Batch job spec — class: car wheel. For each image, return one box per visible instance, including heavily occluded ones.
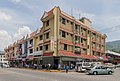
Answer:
[93,71,97,75]
[108,71,112,75]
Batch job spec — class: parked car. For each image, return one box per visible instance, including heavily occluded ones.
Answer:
[88,65,114,75]
[104,63,116,69]
[3,63,10,68]
[75,62,91,72]
[115,64,120,68]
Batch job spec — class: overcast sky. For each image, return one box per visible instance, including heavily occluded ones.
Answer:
[0,0,120,50]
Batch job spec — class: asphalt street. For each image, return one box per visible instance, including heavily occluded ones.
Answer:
[0,68,120,81]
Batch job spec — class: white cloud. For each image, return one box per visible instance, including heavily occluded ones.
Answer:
[13,26,32,41]
[0,10,12,21]
[81,12,96,21]
[10,0,22,3]
[101,15,120,27]
[0,30,12,51]
[0,26,32,51]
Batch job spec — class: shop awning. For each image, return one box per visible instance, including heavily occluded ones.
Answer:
[61,57,76,61]
[59,50,98,60]
[59,50,80,57]
[80,54,98,60]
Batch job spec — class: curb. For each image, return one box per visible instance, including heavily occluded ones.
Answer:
[14,68,63,72]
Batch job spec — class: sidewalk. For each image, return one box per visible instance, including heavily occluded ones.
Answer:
[14,67,75,72]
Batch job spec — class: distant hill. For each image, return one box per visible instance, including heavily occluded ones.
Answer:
[106,40,120,53]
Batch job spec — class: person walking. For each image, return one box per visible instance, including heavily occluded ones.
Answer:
[65,64,69,73]
[58,63,61,70]
[47,63,51,70]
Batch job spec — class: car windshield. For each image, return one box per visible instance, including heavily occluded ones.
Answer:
[90,64,95,68]
[83,63,90,66]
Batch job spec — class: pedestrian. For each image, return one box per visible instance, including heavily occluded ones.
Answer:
[34,63,37,69]
[58,63,61,70]
[65,64,69,73]
[47,63,51,70]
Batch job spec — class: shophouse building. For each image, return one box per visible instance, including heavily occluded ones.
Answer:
[4,6,107,68]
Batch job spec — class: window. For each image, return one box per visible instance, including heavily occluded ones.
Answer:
[67,20,69,23]
[88,45,89,49]
[71,34,73,37]
[75,36,78,41]
[30,39,33,45]
[46,20,49,27]
[30,49,33,53]
[101,66,106,69]
[46,32,49,39]
[20,44,22,48]
[95,66,101,69]
[93,51,95,55]
[88,31,90,34]
[64,44,67,50]
[40,35,43,40]
[36,37,38,39]
[71,22,73,25]
[75,24,78,30]
[81,38,83,43]
[36,47,38,51]
[40,46,43,50]
[81,28,83,32]
[97,35,98,38]
[67,33,69,35]
[59,31,61,35]
[62,31,66,38]
[62,18,66,25]
[13,54,14,57]
[45,45,48,51]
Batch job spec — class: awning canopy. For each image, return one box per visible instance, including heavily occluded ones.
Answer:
[59,50,98,60]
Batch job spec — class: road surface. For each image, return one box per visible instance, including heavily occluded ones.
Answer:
[0,68,120,81]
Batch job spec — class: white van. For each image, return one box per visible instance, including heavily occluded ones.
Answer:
[75,62,91,72]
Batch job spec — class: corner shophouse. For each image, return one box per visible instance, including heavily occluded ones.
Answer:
[31,6,106,66]
[5,6,107,68]
[39,6,107,66]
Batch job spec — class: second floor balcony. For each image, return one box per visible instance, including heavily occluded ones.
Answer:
[34,51,43,56]
[74,48,81,54]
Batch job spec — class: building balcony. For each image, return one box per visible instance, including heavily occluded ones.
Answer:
[75,33,81,36]
[60,39,73,45]
[28,44,33,49]
[81,44,87,48]
[92,38,96,42]
[74,48,81,54]
[75,43,81,47]
[17,49,22,54]
[92,48,96,51]
[37,40,43,45]
[96,48,101,52]
[60,26,73,34]
[81,34,87,39]
[34,51,43,56]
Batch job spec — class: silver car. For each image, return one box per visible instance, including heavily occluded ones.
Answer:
[88,65,114,75]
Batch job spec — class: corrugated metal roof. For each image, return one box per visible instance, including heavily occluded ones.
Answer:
[106,50,120,56]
